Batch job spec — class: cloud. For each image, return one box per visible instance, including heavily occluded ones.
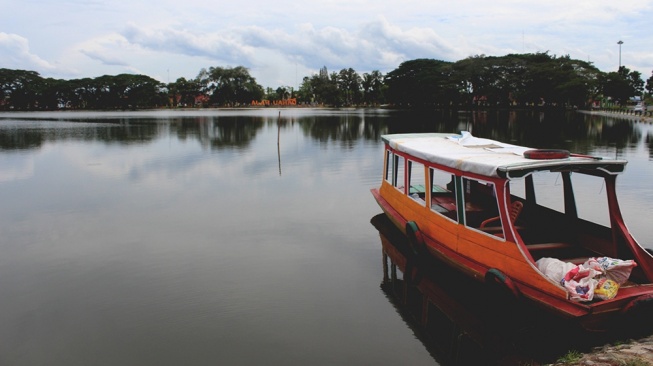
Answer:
[0,33,56,71]
[3,0,652,87]
[77,34,131,67]
[358,17,455,64]
[117,16,459,77]
[121,23,257,65]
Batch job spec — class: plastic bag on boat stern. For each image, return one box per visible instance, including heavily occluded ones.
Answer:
[583,257,637,285]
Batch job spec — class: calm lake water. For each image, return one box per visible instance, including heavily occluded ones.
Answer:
[1,108,652,365]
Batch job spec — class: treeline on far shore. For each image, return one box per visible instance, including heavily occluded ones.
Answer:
[1,52,652,111]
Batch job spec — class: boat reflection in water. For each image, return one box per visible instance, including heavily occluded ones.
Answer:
[371,213,633,365]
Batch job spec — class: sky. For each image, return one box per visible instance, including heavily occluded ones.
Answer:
[2,0,652,89]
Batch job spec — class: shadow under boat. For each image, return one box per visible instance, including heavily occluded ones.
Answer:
[371,213,647,366]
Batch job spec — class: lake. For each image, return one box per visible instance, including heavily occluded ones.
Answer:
[0,108,652,365]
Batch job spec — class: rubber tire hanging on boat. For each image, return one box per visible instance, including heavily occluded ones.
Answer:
[405,221,425,255]
[523,149,570,160]
[484,268,520,300]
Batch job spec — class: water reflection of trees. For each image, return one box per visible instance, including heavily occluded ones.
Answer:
[0,123,161,151]
[461,110,640,155]
[298,115,385,146]
[0,111,647,157]
[171,117,264,149]
[0,129,44,150]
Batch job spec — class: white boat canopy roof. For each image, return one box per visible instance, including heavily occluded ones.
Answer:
[382,132,627,179]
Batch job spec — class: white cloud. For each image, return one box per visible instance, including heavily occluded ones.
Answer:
[77,34,132,67]
[112,21,414,82]
[0,33,56,71]
[121,24,257,63]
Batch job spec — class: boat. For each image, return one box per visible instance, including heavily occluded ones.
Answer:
[370,131,653,331]
[371,213,592,364]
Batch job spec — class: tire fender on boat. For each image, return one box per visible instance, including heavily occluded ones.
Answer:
[523,149,570,160]
[405,221,425,255]
[403,221,424,284]
[484,268,520,299]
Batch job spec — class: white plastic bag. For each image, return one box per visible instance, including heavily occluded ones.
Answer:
[583,257,637,285]
[536,257,576,283]
[561,265,602,302]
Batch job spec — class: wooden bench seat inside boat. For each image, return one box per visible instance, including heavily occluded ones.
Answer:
[527,242,573,259]
[409,185,450,194]
[526,242,597,263]
[527,242,573,251]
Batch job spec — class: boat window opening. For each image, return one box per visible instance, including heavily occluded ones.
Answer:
[408,160,426,206]
[571,173,610,227]
[391,153,405,193]
[510,171,603,247]
[428,167,457,221]
[510,179,526,200]
[462,177,503,236]
[513,172,565,213]
[384,149,392,183]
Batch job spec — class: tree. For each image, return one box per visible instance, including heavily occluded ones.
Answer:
[123,74,167,108]
[303,66,339,106]
[337,68,362,106]
[274,86,292,101]
[600,66,644,106]
[646,71,653,96]
[384,59,456,107]
[169,77,201,107]
[0,69,44,110]
[37,77,66,109]
[0,53,629,111]
[202,66,264,106]
[361,70,384,105]
[296,76,314,104]
[626,69,644,96]
[555,57,601,108]
[448,53,600,108]
[516,53,600,108]
[81,74,165,109]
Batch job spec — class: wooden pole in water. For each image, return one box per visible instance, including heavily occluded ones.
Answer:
[277,111,281,176]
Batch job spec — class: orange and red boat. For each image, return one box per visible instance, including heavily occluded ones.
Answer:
[371,132,653,331]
